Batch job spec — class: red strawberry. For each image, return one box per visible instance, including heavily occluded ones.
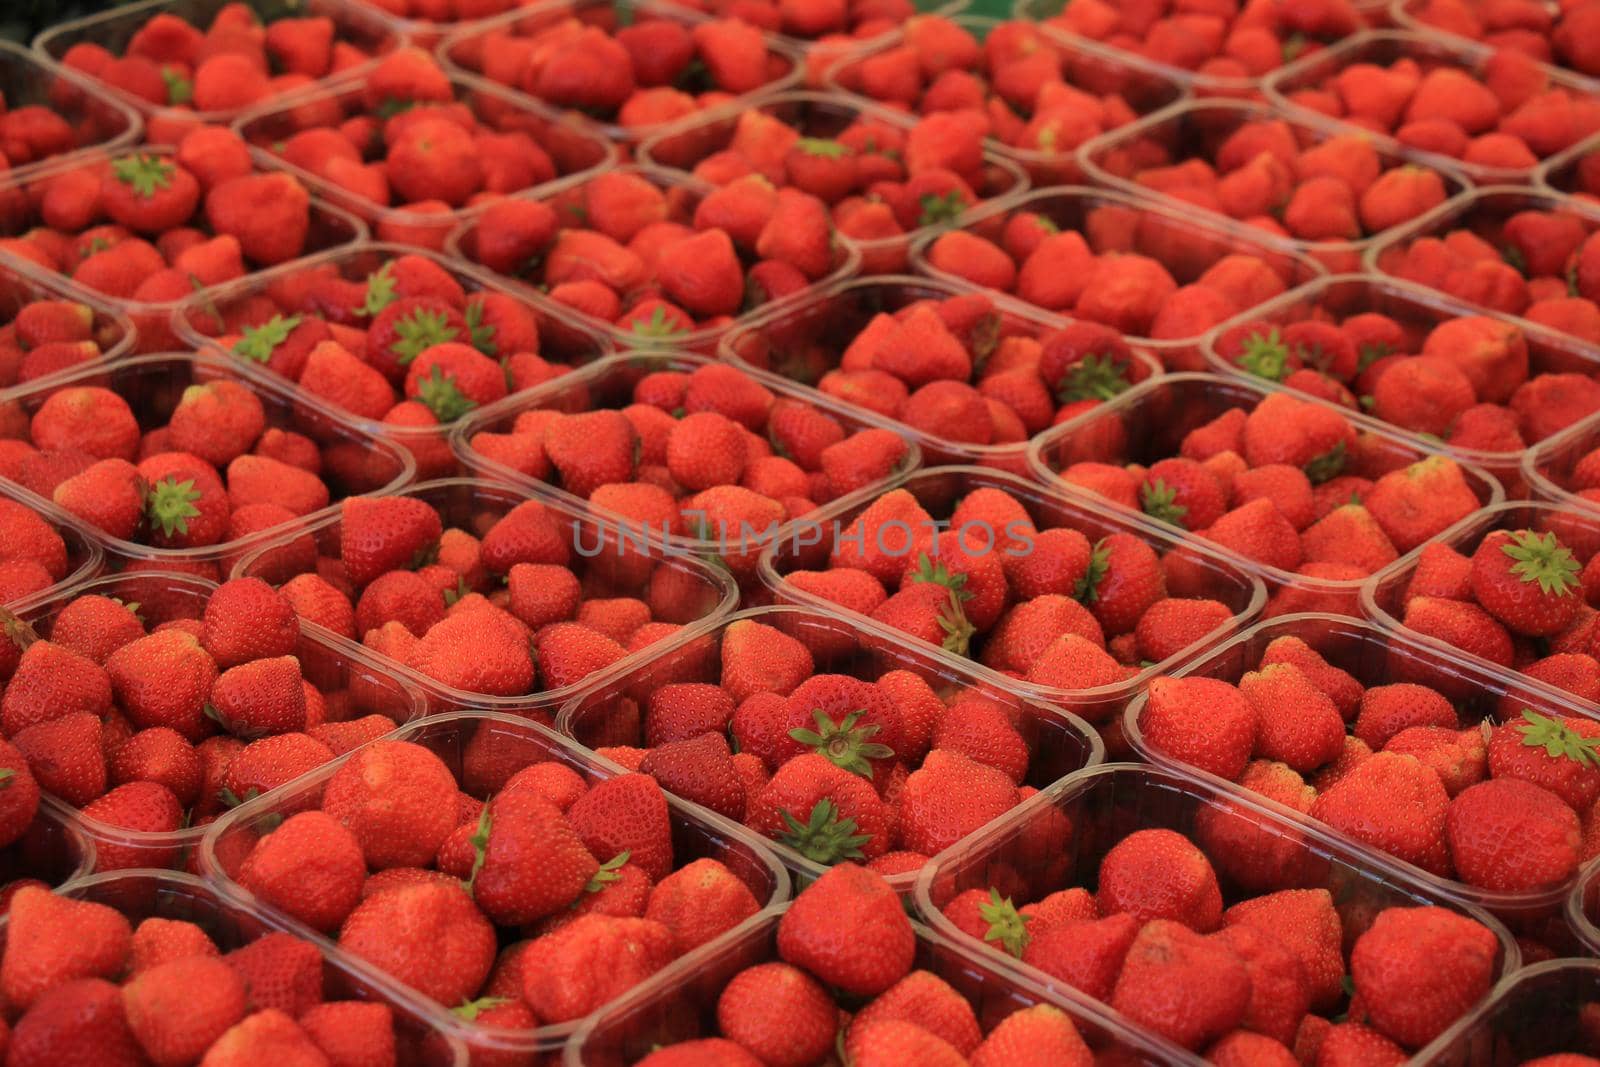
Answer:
[337,881,496,1007]
[1469,528,1583,637]
[1110,920,1250,1051]
[777,862,913,996]
[340,496,443,587]
[1446,777,1580,892]
[1349,907,1497,1049]
[1140,677,1256,781]
[237,810,365,934]
[8,979,146,1067]
[1311,752,1450,876]
[122,955,248,1067]
[1098,828,1222,931]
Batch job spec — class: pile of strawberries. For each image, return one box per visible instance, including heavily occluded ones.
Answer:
[1401,0,1600,75]
[209,731,778,1041]
[0,276,129,388]
[457,356,914,579]
[0,495,90,606]
[242,486,728,702]
[0,45,138,178]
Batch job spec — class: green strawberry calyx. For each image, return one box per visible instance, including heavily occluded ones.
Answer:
[465,300,498,356]
[907,552,974,603]
[1074,539,1111,604]
[161,67,193,107]
[918,190,968,228]
[113,154,176,199]
[631,305,688,341]
[796,137,848,159]
[779,798,872,864]
[0,768,14,788]
[1236,327,1290,382]
[1056,353,1129,403]
[362,263,398,316]
[585,850,631,893]
[0,609,39,653]
[790,708,894,779]
[1303,441,1346,485]
[233,313,301,364]
[1516,709,1600,767]
[1140,478,1188,529]
[1502,530,1580,597]
[464,805,492,894]
[391,308,460,366]
[936,588,976,658]
[453,997,511,1022]
[415,364,478,424]
[1356,340,1393,372]
[980,887,1032,958]
[146,476,202,537]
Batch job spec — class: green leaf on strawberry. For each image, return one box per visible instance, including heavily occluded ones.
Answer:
[393,308,461,365]
[1074,540,1111,604]
[415,365,478,424]
[453,996,511,1021]
[1356,341,1393,372]
[779,799,872,865]
[233,313,301,364]
[374,97,417,120]
[112,154,176,199]
[0,768,14,788]
[936,589,976,657]
[1303,441,1347,484]
[1140,478,1188,528]
[907,552,973,602]
[585,850,631,893]
[978,888,1032,958]
[631,305,688,342]
[463,805,492,894]
[917,190,968,228]
[796,138,848,158]
[1281,32,1308,62]
[1501,530,1580,596]
[1501,244,1528,277]
[362,263,398,317]
[465,301,498,356]
[145,476,202,537]
[1237,327,1290,382]
[789,708,894,779]
[1516,709,1600,767]
[1056,353,1130,403]
[161,67,193,107]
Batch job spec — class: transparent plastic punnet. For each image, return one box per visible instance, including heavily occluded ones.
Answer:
[0,479,102,610]
[172,242,614,481]
[1411,959,1600,1064]
[0,351,413,576]
[719,274,1162,474]
[232,66,616,251]
[1568,857,1600,954]
[916,761,1520,1056]
[1124,612,1600,939]
[449,350,921,588]
[33,0,406,145]
[634,90,1029,276]
[0,796,96,893]
[563,905,1190,1066]
[757,465,1267,728]
[1264,30,1600,186]
[2,570,426,871]
[1027,372,1505,616]
[438,0,805,146]
[1200,273,1600,493]
[1077,96,1473,274]
[0,40,141,182]
[0,868,467,1066]
[447,163,862,355]
[909,186,1326,371]
[1536,128,1600,196]
[1524,410,1600,517]
[823,15,1187,187]
[231,477,739,713]
[0,254,138,377]
[200,709,791,1063]
[1364,185,1600,357]
[556,604,1105,889]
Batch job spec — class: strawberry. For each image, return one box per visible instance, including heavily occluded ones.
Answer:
[897,750,1019,856]
[322,740,458,870]
[339,496,443,587]
[644,857,761,953]
[777,862,913,996]
[122,955,248,1067]
[1241,662,1346,772]
[105,630,217,741]
[521,914,676,1023]
[1469,528,1583,637]
[338,881,496,1007]
[1349,907,1497,1049]
[1311,752,1450,876]
[201,577,299,669]
[717,961,836,1067]
[1110,920,1250,1050]
[970,1005,1092,1067]
[81,781,184,870]
[8,979,146,1067]
[1446,777,1580,892]
[470,789,598,926]
[1097,828,1222,931]
[1140,676,1256,781]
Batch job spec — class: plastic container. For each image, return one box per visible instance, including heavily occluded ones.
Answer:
[1389,0,1596,70]
[823,15,1187,187]
[449,350,921,588]
[916,762,1521,1053]
[1028,372,1506,616]
[757,464,1267,730]
[0,868,467,1067]
[1412,959,1600,1064]
[0,351,414,576]
[0,40,141,182]
[1366,185,1600,356]
[910,186,1326,371]
[1568,858,1600,954]
[0,253,138,375]
[233,66,616,251]
[437,0,805,148]
[719,274,1161,474]
[563,904,1191,1066]
[1124,612,1600,942]
[1536,128,1600,195]
[230,476,740,713]
[0,479,103,610]
[1200,273,1600,493]
[2,570,426,872]
[1524,410,1600,515]
[172,241,614,481]
[634,90,1029,275]
[34,0,405,145]
[0,144,367,353]
[1364,500,1600,697]
[446,163,863,354]
[1265,30,1600,186]
[1077,96,1474,274]
[557,604,1105,888]
[0,796,96,893]
[201,709,791,1063]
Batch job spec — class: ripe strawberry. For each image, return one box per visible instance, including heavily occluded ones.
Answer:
[221,933,323,1017]
[81,781,184,870]
[201,577,299,669]
[971,1004,1093,1067]
[521,914,676,1023]
[1349,907,1497,1048]
[1446,777,1580,892]
[12,712,106,807]
[1110,920,1250,1051]
[566,773,673,883]
[777,862,913,996]
[1469,528,1583,637]
[298,1001,397,1067]
[1402,596,1514,671]
[1140,677,1256,781]
[1078,533,1166,637]
[1,887,132,1010]
[1097,828,1222,931]
[1311,752,1450,876]
[339,496,443,587]
[8,979,146,1067]
[1135,598,1233,664]
[640,733,746,822]
[1,639,113,736]
[1241,662,1345,772]
[720,619,813,705]
[122,955,248,1067]
[644,857,761,953]
[1488,710,1600,811]
[716,962,836,1067]
[106,630,217,741]
[897,750,1019,857]
[338,881,496,1007]
[237,810,365,934]
[322,740,457,870]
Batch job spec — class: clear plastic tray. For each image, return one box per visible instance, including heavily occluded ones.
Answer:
[917,761,1521,1051]
[0,868,467,1066]
[1200,273,1600,493]
[1568,859,1600,954]
[0,351,414,575]
[556,603,1104,888]
[232,65,616,250]
[1077,96,1474,274]
[1124,611,1600,939]
[757,464,1267,730]
[0,253,137,379]
[3,570,427,872]
[0,39,141,181]
[1524,410,1600,516]
[1388,0,1595,75]
[823,15,1187,187]
[172,241,614,481]
[1028,371,1505,616]
[634,90,1029,275]
[563,904,1192,1066]
[437,0,805,146]
[449,350,921,588]
[446,163,863,354]
[1413,959,1600,1064]
[720,274,1161,473]
[1535,128,1600,196]
[909,185,1326,371]
[0,796,96,894]
[230,476,740,713]
[1264,29,1600,186]
[201,708,790,1063]
[0,478,103,610]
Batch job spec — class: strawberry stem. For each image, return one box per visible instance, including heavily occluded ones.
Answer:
[1501,530,1581,596]
[1140,478,1188,528]
[979,887,1032,958]
[789,709,894,778]
[778,798,872,864]
[145,477,202,537]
